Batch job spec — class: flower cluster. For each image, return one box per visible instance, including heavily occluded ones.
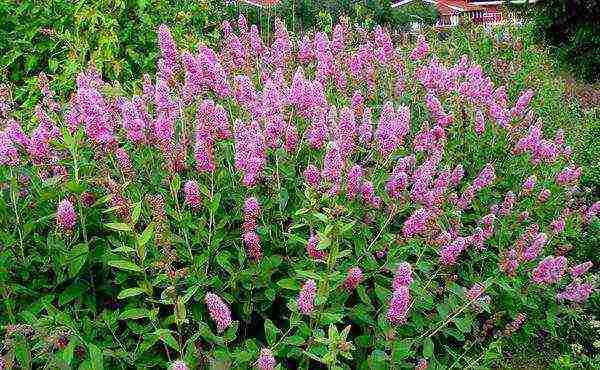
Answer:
[242,197,262,261]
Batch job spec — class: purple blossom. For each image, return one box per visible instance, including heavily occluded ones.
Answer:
[234,120,266,187]
[346,165,364,200]
[57,199,77,231]
[570,261,593,278]
[392,262,413,290]
[450,164,464,186]
[531,256,567,284]
[115,147,133,174]
[466,283,485,301]
[205,292,232,332]
[303,165,320,188]
[537,188,551,203]
[298,279,317,315]
[358,107,373,143]
[183,180,201,209]
[257,348,276,370]
[387,286,410,324]
[243,231,262,261]
[170,360,188,370]
[0,130,19,166]
[557,281,593,303]
[439,237,467,265]
[403,208,435,239]
[344,267,364,291]
[306,234,327,261]
[158,24,178,73]
[376,102,410,159]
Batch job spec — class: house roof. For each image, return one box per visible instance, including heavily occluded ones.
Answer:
[392,0,499,15]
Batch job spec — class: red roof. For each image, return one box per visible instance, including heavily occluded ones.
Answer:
[436,0,499,15]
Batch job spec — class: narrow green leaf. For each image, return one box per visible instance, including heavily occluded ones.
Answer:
[105,223,132,232]
[108,260,143,273]
[138,222,155,247]
[423,338,434,359]
[119,308,149,320]
[264,319,279,346]
[155,329,180,351]
[131,201,142,225]
[117,288,145,300]
[277,278,300,290]
[88,344,103,370]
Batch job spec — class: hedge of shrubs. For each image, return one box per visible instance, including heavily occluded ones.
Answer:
[0,12,599,370]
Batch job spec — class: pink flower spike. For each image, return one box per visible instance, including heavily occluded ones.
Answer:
[386,286,410,324]
[183,180,201,209]
[57,199,77,231]
[297,279,317,315]
[392,262,413,290]
[570,261,593,278]
[205,292,232,333]
[344,267,364,291]
[257,348,276,370]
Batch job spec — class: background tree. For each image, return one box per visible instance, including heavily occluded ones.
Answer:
[528,0,600,82]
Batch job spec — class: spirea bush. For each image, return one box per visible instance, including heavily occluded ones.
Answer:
[0,16,598,369]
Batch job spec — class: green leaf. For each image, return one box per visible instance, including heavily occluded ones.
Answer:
[264,319,279,346]
[117,288,145,300]
[182,285,200,303]
[14,335,31,370]
[138,334,159,354]
[105,223,132,232]
[138,222,155,247]
[61,338,76,366]
[392,339,412,362]
[131,202,142,225]
[286,335,305,346]
[67,243,89,278]
[156,329,180,351]
[374,284,390,304]
[423,338,434,359]
[59,284,88,306]
[216,250,234,273]
[119,308,149,320]
[197,321,224,345]
[108,260,143,273]
[277,278,300,290]
[88,344,103,370]
[171,175,181,194]
[453,315,474,333]
[223,320,239,342]
[211,192,221,213]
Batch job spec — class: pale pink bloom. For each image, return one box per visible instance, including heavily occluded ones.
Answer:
[387,286,410,324]
[392,262,413,290]
[570,261,593,278]
[57,199,77,231]
[306,234,327,261]
[298,279,317,315]
[183,180,201,209]
[303,165,320,188]
[466,283,485,301]
[531,256,567,284]
[344,267,364,291]
[557,281,593,303]
[205,292,232,333]
[257,348,276,370]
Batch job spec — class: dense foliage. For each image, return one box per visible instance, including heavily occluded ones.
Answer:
[0,0,439,110]
[0,13,599,370]
[527,0,600,82]
[0,0,228,106]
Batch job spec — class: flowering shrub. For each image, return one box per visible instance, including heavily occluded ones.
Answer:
[0,15,598,369]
